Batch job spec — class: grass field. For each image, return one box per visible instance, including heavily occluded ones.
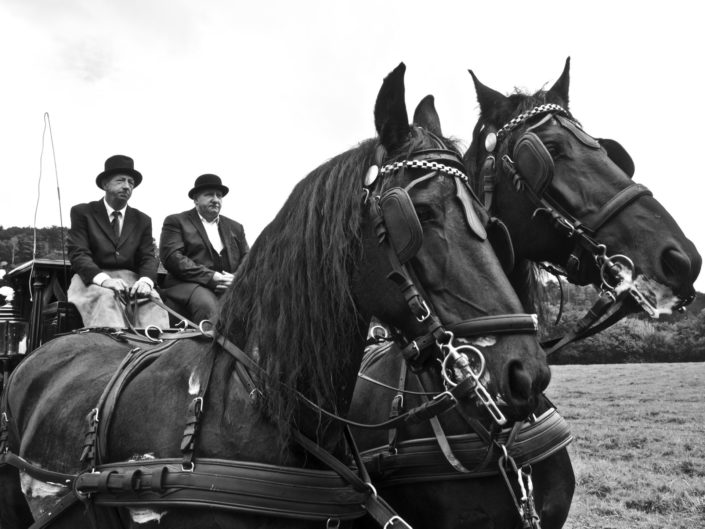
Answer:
[545,363,705,529]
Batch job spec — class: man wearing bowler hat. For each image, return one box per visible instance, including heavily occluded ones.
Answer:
[159,174,249,322]
[66,154,169,328]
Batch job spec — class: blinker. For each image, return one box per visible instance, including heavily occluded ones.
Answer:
[513,132,554,196]
[379,188,423,264]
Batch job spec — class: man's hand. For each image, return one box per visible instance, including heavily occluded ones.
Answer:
[213,271,234,293]
[101,278,128,293]
[129,278,153,298]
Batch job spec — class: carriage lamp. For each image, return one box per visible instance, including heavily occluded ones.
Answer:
[0,291,28,356]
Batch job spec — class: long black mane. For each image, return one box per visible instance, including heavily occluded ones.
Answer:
[216,139,377,431]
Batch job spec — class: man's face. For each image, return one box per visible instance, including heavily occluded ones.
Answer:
[102,174,135,205]
[194,189,223,221]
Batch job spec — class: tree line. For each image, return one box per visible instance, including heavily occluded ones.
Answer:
[539,279,705,364]
[0,226,68,265]
[1,226,703,364]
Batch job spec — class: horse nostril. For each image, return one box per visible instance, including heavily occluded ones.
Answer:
[660,247,692,283]
[507,361,532,402]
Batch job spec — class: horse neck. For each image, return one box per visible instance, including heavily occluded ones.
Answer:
[230,308,369,457]
[283,325,369,458]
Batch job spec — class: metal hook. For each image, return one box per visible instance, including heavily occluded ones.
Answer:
[198,319,214,335]
[144,324,163,343]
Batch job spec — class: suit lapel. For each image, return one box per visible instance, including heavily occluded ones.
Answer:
[118,206,137,248]
[218,220,236,271]
[92,200,117,244]
[188,208,215,259]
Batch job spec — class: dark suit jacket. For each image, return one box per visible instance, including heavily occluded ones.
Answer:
[159,208,249,299]
[67,200,159,286]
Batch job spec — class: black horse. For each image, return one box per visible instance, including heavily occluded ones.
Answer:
[0,63,550,529]
[465,57,701,313]
[349,59,701,529]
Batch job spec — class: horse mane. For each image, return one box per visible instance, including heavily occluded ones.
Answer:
[215,138,377,436]
[507,258,546,320]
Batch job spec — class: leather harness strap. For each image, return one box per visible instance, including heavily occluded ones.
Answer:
[73,457,371,522]
[387,359,408,454]
[414,373,472,474]
[541,289,632,355]
[360,407,572,486]
[82,339,184,470]
[1,328,412,528]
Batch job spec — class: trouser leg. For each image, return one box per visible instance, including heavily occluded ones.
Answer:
[187,286,219,323]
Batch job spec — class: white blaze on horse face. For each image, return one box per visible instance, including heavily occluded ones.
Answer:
[129,508,166,524]
[188,370,201,396]
[468,336,497,347]
[19,472,67,498]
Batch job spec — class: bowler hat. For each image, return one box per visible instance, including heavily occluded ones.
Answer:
[95,155,143,188]
[188,174,229,199]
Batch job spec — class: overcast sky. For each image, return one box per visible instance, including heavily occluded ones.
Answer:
[1,0,703,290]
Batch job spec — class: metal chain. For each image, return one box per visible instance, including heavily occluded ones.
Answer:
[379,159,468,182]
[496,104,570,141]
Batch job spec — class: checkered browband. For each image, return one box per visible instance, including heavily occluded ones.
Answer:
[379,159,468,183]
[496,104,571,142]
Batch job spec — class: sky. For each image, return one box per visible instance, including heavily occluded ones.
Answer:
[1,0,704,291]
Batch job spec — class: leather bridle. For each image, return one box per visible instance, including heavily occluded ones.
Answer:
[477,104,693,353]
[365,141,539,425]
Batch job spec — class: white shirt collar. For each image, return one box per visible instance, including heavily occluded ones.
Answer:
[198,213,219,225]
[104,198,127,218]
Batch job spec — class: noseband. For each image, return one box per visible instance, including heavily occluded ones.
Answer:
[364,143,539,425]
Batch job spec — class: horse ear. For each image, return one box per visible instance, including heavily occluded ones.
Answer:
[469,70,508,121]
[412,95,443,136]
[548,57,571,106]
[375,62,410,151]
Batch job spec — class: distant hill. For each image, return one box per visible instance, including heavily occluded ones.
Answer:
[0,226,68,266]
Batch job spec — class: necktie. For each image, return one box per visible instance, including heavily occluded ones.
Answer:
[111,211,121,238]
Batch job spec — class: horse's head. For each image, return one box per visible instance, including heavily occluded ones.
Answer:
[465,58,701,316]
[353,63,549,421]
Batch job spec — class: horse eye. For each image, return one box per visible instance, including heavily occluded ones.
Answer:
[415,205,435,223]
[544,142,561,159]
